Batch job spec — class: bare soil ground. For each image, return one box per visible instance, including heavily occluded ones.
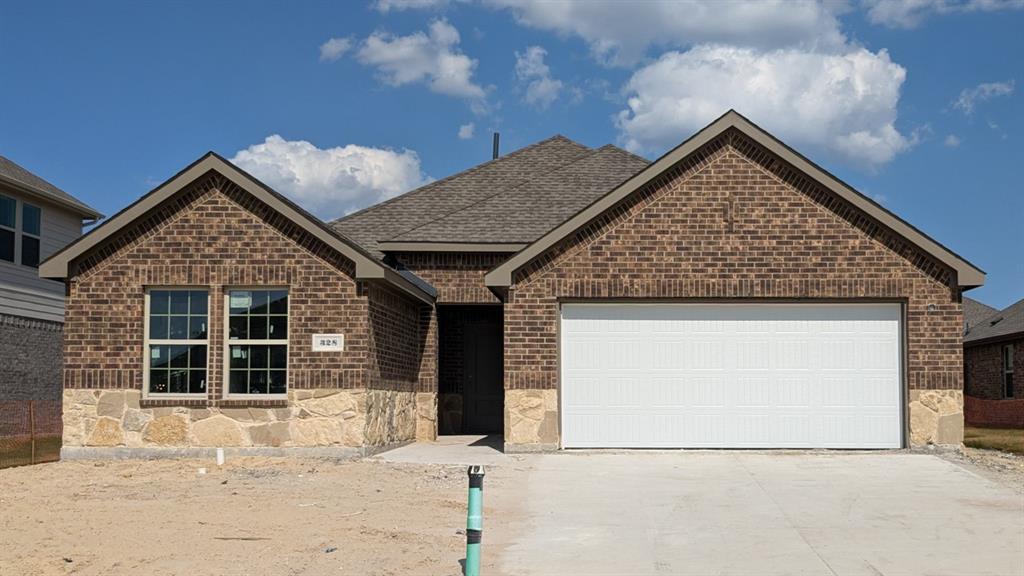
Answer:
[0,457,493,576]
[940,445,1024,495]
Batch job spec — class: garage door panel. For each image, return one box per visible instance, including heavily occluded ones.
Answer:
[561,304,902,449]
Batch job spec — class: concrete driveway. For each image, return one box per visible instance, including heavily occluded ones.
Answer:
[489,452,1024,576]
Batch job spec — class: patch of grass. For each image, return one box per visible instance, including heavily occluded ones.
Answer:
[964,427,1024,455]
[0,435,61,469]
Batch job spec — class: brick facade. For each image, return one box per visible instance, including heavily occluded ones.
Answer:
[60,172,434,451]
[965,337,1022,401]
[503,129,964,448]
[395,252,508,304]
[0,313,63,401]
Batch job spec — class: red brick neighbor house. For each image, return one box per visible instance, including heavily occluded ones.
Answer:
[41,111,985,456]
[963,297,1024,428]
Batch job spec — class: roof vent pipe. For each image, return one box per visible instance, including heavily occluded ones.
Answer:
[492,133,500,159]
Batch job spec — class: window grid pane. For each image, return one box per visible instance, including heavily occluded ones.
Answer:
[0,229,12,262]
[22,203,41,236]
[21,236,40,268]
[0,195,14,228]
[228,344,287,395]
[149,290,208,340]
[148,289,208,395]
[148,344,207,394]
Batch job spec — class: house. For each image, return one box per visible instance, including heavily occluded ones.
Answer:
[0,155,102,402]
[963,296,1023,428]
[40,111,984,456]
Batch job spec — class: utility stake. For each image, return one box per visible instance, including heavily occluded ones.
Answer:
[465,465,485,576]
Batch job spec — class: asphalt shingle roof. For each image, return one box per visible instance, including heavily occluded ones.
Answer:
[0,155,101,218]
[964,297,1000,333]
[390,145,650,243]
[964,297,1024,343]
[330,135,648,256]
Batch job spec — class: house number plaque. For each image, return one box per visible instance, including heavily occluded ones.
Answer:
[312,334,344,352]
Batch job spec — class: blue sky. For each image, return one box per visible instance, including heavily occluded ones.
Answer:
[1,0,1021,307]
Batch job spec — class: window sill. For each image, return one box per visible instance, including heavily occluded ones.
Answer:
[140,396,208,408]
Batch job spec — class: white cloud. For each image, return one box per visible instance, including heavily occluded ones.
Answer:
[944,134,962,147]
[356,19,486,101]
[484,0,847,66]
[953,80,1015,114]
[373,0,448,12]
[319,37,353,62]
[864,0,1024,29]
[231,135,430,219]
[458,122,475,139]
[514,46,564,109]
[615,45,913,169]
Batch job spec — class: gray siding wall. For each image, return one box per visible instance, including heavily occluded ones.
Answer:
[0,185,84,322]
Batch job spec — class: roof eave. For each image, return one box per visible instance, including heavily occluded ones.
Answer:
[964,331,1024,347]
[485,110,986,289]
[0,174,103,220]
[38,153,436,304]
[379,241,528,253]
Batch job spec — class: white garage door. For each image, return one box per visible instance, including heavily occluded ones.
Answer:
[560,304,902,449]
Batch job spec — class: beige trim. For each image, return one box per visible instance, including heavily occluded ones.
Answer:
[379,241,527,253]
[38,153,435,304]
[485,110,985,289]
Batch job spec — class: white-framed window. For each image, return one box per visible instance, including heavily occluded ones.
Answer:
[1004,344,1015,399]
[144,289,209,397]
[225,289,288,397]
[0,194,16,263]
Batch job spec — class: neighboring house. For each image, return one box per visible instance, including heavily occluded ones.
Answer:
[963,297,1023,428]
[0,156,101,401]
[41,111,984,456]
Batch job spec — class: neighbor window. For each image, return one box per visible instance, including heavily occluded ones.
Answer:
[0,194,14,262]
[146,289,209,395]
[226,289,288,395]
[1004,344,1015,398]
[21,203,41,268]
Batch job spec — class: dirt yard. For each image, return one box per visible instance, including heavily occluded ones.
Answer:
[0,457,503,576]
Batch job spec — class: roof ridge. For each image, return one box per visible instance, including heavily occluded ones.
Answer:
[597,144,651,165]
[329,134,588,228]
[387,144,629,242]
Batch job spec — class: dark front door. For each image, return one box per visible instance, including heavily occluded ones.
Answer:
[462,312,503,433]
[439,306,503,434]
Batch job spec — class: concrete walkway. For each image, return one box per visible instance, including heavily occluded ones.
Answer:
[372,435,509,466]
[490,451,1024,576]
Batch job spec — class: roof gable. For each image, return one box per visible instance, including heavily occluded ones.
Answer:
[39,153,435,303]
[485,110,985,289]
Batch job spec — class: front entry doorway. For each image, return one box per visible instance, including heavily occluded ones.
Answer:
[438,305,503,435]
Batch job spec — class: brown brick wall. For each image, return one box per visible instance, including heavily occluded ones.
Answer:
[965,337,1022,400]
[366,284,427,393]
[505,130,962,396]
[395,252,508,304]
[63,172,396,405]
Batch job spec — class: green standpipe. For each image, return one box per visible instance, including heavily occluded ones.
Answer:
[465,465,485,576]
